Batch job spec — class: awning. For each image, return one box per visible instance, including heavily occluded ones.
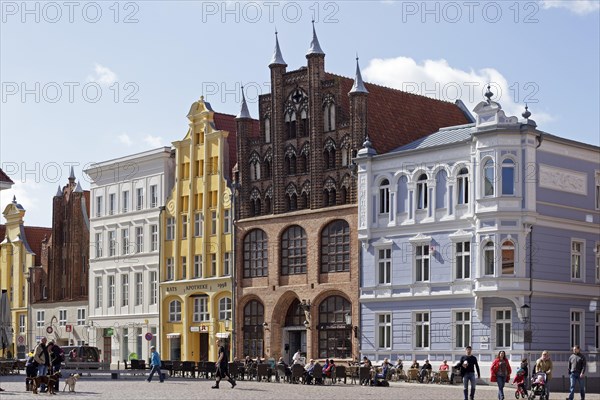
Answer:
[216,333,230,339]
[166,333,181,338]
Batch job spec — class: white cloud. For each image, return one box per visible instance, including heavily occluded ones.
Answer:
[118,133,133,146]
[0,181,42,219]
[540,0,600,15]
[143,135,163,148]
[362,56,552,124]
[87,63,118,86]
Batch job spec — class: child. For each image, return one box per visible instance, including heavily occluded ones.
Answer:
[512,368,527,396]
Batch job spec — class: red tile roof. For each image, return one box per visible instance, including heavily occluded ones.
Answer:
[0,168,14,184]
[332,74,471,154]
[0,224,51,266]
[213,112,259,181]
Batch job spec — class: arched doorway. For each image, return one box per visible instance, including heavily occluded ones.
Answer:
[282,299,306,364]
[318,295,352,359]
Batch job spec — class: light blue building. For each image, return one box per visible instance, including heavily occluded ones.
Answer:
[356,89,599,382]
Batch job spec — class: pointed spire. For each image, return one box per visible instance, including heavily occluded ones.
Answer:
[12,195,17,203]
[357,133,376,157]
[350,55,368,94]
[522,103,531,120]
[74,182,83,193]
[236,86,252,119]
[68,166,75,181]
[306,20,324,56]
[269,29,287,66]
[55,185,63,197]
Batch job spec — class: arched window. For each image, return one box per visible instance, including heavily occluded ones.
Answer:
[502,159,515,196]
[285,147,297,175]
[243,229,268,278]
[285,110,296,139]
[300,109,308,137]
[484,159,495,197]
[300,144,310,174]
[219,297,232,320]
[323,101,336,132]
[323,178,336,207]
[243,300,264,357]
[281,225,307,275]
[321,220,350,272]
[285,298,304,327]
[264,195,272,214]
[250,153,261,181]
[318,296,351,358]
[263,158,271,179]
[340,186,348,205]
[379,179,390,214]
[250,189,261,217]
[435,170,447,209]
[286,184,298,212]
[397,175,408,214]
[264,117,271,144]
[324,139,336,169]
[300,191,309,210]
[501,240,515,275]
[483,241,495,275]
[169,300,181,322]
[417,174,428,210]
[457,167,469,205]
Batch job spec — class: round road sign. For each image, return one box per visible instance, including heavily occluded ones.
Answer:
[145,332,153,341]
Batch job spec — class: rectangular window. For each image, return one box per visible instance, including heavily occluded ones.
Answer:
[19,314,26,333]
[166,218,175,240]
[211,211,217,235]
[596,243,600,283]
[150,184,158,208]
[211,254,217,277]
[595,312,600,350]
[95,196,103,217]
[457,174,469,205]
[194,212,203,237]
[77,309,86,325]
[166,258,174,281]
[149,271,157,305]
[36,311,45,327]
[377,314,392,349]
[95,277,102,308]
[181,215,188,239]
[223,252,231,276]
[484,242,495,275]
[122,190,129,213]
[135,272,143,306]
[456,242,471,279]
[495,309,511,348]
[121,274,129,307]
[181,256,187,280]
[108,230,116,257]
[219,297,232,320]
[379,186,390,214]
[58,309,67,326]
[417,181,428,210]
[224,209,231,234]
[109,193,116,215]
[95,232,103,258]
[135,227,143,253]
[377,248,392,285]
[595,171,600,210]
[108,275,115,308]
[136,188,144,210]
[194,255,202,278]
[136,328,143,358]
[571,240,584,280]
[415,244,430,282]
[415,312,429,349]
[570,310,583,348]
[121,228,129,255]
[455,311,471,348]
[151,225,158,251]
[193,297,210,322]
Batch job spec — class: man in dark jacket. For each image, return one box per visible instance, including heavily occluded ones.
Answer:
[212,339,236,389]
[455,346,480,400]
[33,337,50,392]
[48,341,64,391]
[567,345,586,400]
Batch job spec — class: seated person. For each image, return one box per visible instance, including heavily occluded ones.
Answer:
[393,358,403,371]
[277,357,292,379]
[374,358,391,384]
[439,360,449,371]
[323,359,335,378]
[410,359,420,369]
[419,359,432,382]
[361,356,373,368]
[304,359,316,384]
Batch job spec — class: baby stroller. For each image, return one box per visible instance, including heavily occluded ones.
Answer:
[528,372,548,400]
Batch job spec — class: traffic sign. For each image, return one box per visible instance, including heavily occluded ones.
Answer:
[46,326,53,334]
[17,335,25,344]
[145,332,153,341]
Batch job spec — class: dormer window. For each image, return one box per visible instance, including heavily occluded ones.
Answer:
[501,159,515,196]
[379,179,390,214]
[457,167,469,204]
[417,174,428,210]
[483,159,495,197]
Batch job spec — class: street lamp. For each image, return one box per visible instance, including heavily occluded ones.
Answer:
[520,304,530,322]
[224,318,230,331]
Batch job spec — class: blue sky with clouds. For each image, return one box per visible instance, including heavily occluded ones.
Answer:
[1,0,599,227]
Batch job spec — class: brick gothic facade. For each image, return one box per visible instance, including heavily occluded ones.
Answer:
[234,30,472,362]
[34,173,90,303]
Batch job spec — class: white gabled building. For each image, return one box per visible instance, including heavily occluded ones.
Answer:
[85,148,174,366]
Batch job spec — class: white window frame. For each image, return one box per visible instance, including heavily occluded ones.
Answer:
[121,274,129,307]
[95,195,103,217]
[166,217,175,241]
[595,311,600,350]
[483,241,495,276]
[483,158,495,197]
[122,190,129,213]
[194,212,203,237]
[109,193,116,215]
[36,310,45,327]
[377,313,392,349]
[194,255,202,278]
[378,179,390,215]
[150,184,158,208]
[95,277,103,308]
[95,232,103,258]
[19,314,26,333]
[501,158,516,196]
[457,168,469,205]
[455,241,471,280]
[181,256,187,279]
[416,174,428,210]
[570,309,584,348]
[77,308,86,325]
[121,228,129,255]
[181,214,188,239]
[454,310,471,349]
[493,308,512,349]
[414,311,430,349]
[135,272,143,306]
[169,300,181,322]
[193,296,210,322]
[136,187,144,210]
[149,271,157,305]
[219,297,232,320]
[415,244,430,282]
[151,225,158,251]
[211,210,217,235]
[501,240,515,275]
[571,239,585,281]
[224,209,231,234]
[211,253,217,276]
[108,275,115,308]
[223,252,231,276]
[166,258,174,281]
[377,248,392,285]
[108,230,116,257]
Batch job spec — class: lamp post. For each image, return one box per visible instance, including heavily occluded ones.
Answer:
[521,303,531,388]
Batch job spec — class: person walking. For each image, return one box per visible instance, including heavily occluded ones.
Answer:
[33,337,50,393]
[212,338,236,389]
[535,350,553,397]
[457,346,480,400]
[490,350,512,400]
[567,345,586,400]
[146,346,164,383]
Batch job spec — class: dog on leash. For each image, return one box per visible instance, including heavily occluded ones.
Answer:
[31,371,62,394]
[63,373,81,392]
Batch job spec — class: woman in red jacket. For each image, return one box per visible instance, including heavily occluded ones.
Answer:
[490,351,512,400]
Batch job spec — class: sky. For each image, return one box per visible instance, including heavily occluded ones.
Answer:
[1,0,599,228]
